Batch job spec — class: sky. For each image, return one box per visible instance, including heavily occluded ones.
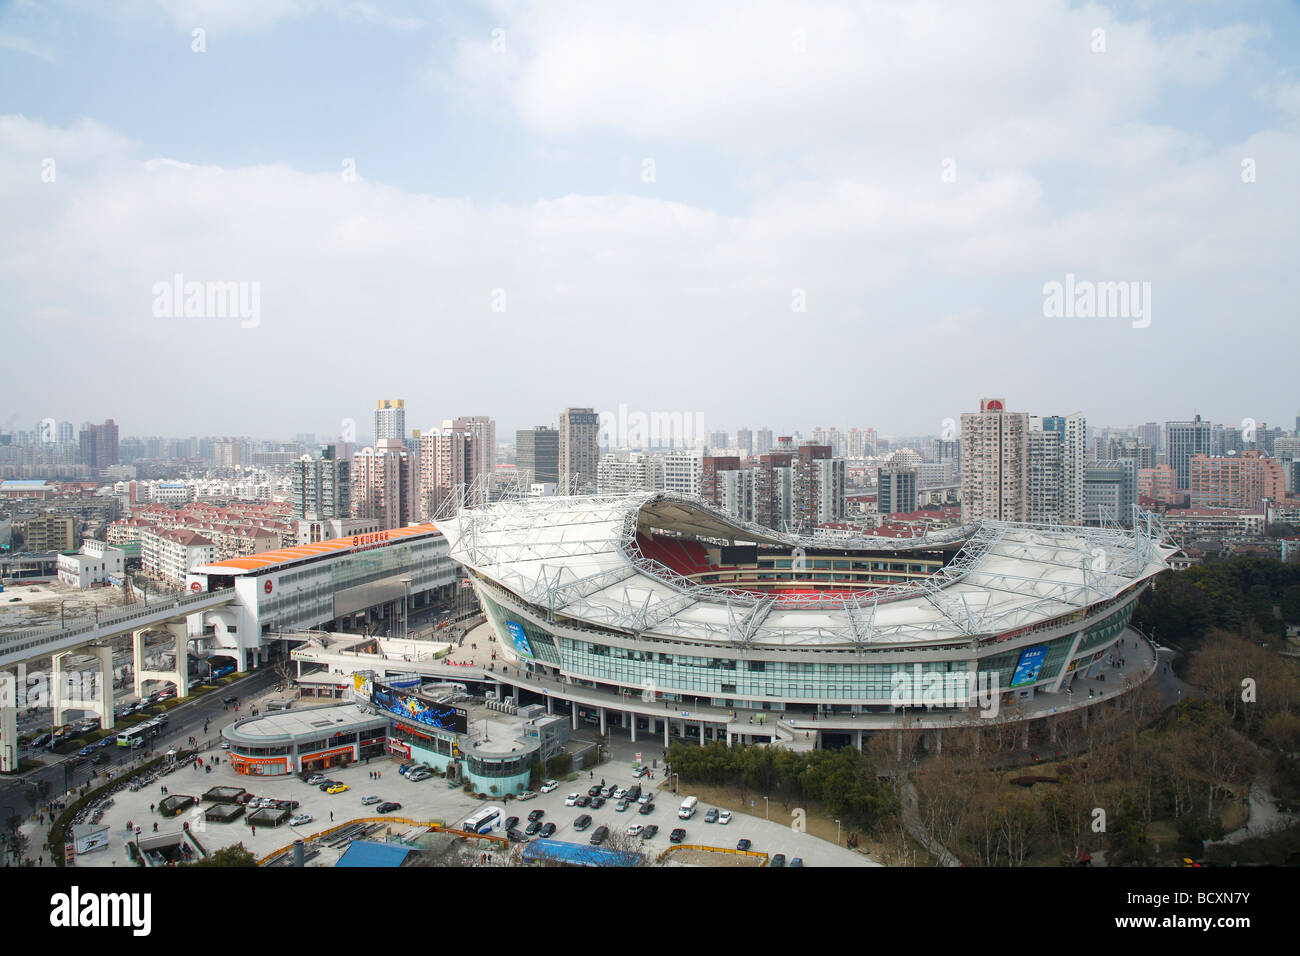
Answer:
[1,0,1298,443]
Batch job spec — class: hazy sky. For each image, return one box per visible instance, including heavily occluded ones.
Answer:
[2,0,1298,443]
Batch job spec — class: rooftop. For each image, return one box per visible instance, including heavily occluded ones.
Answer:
[194,522,441,574]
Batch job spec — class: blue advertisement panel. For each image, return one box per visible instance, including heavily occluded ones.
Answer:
[372,681,468,733]
[505,620,534,659]
[1010,645,1049,687]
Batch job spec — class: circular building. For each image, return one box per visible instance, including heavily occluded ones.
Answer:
[435,493,1175,743]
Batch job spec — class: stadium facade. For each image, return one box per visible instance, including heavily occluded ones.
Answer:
[435,493,1175,736]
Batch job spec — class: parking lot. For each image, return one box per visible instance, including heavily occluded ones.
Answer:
[67,749,878,866]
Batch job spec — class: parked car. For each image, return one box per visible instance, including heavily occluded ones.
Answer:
[589,825,610,846]
[789,857,804,868]
[587,784,603,797]
[770,854,787,868]
[305,773,325,785]
[540,779,559,793]
[626,785,642,802]
[318,780,342,791]
[641,824,659,841]
[613,788,628,801]
[503,816,520,831]
[704,807,719,823]
[564,793,580,807]
[638,802,655,816]
[289,812,313,826]
[590,796,606,809]
[361,795,382,806]
[576,794,591,808]
[632,765,650,778]
[407,770,433,782]
[539,822,556,838]
[524,819,543,836]
[615,799,631,813]
[718,810,733,825]
[527,809,545,822]
[638,792,652,805]
[670,828,686,843]
[517,790,538,801]
[572,814,593,832]
[736,838,752,851]
[626,823,645,836]
[377,802,402,814]
[507,827,527,843]
[326,783,349,795]
[601,784,616,798]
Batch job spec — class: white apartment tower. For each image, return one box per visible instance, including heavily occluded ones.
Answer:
[961,398,1028,522]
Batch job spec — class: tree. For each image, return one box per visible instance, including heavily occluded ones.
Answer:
[190,844,257,866]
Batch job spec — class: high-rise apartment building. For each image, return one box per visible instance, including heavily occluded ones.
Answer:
[559,408,600,493]
[754,429,774,457]
[877,460,918,517]
[736,427,753,458]
[597,453,665,495]
[1189,452,1286,511]
[291,446,350,520]
[1084,459,1137,525]
[793,444,845,531]
[351,437,416,530]
[662,451,703,497]
[78,420,119,470]
[516,426,559,485]
[1026,425,1062,524]
[448,415,496,482]
[1166,417,1213,493]
[374,399,406,443]
[961,399,1028,522]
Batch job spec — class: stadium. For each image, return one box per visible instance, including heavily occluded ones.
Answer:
[435,492,1177,744]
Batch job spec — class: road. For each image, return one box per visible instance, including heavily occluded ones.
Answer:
[0,668,281,818]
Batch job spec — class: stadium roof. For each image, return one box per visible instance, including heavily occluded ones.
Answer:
[193,522,440,575]
[435,493,1177,650]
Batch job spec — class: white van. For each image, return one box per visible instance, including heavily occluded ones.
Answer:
[678,795,699,819]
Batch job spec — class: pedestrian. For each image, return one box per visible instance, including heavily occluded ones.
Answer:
[153,822,158,832]
[330,811,334,822]
[150,803,155,813]
[251,825,256,835]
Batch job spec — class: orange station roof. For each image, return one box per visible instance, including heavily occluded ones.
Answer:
[194,523,441,575]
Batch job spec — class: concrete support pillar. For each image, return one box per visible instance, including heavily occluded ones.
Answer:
[699,720,705,746]
[854,730,863,752]
[132,629,147,699]
[545,694,552,714]
[726,730,733,746]
[934,729,942,755]
[1022,723,1030,750]
[663,720,669,747]
[168,622,190,698]
[571,706,578,730]
[0,670,16,773]
[630,716,636,743]
[51,651,71,727]
[91,645,115,732]
[599,707,606,736]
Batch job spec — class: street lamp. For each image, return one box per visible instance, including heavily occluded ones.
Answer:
[670,772,679,794]
[835,819,841,845]
[763,796,769,820]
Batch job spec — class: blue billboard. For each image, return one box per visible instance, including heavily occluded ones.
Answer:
[372,681,468,733]
[1010,645,1049,687]
[505,620,534,659]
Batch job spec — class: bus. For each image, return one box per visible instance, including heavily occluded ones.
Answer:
[462,806,503,834]
[116,726,149,748]
[678,796,699,819]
